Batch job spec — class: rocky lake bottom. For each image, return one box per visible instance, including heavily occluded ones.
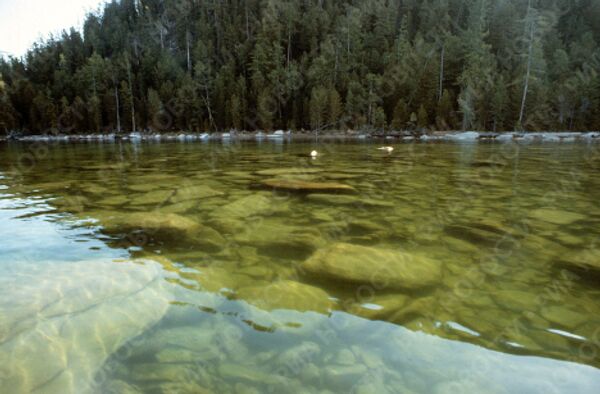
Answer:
[0,140,599,393]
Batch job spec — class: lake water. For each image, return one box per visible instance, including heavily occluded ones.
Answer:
[0,139,599,393]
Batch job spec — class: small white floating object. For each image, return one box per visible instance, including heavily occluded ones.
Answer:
[310,150,318,158]
[378,146,394,153]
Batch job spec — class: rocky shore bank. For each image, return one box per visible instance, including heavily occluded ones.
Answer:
[1,130,600,143]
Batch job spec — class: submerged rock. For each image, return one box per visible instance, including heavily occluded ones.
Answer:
[180,266,258,293]
[100,212,224,250]
[208,217,245,235]
[29,180,74,192]
[540,305,588,328]
[323,364,369,390]
[306,193,393,207]
[562,248,600,272]
[444,225,500,247]
[130,362,202,383]
[52,195,90,212]
[80,183,110,195]
[102,212,200,238]
[255,168,323,176]
[98,195,130,206]
[276,341,321,367]
[190,225,226,252]
[347,294,409,320]
[170,185,224,203]
[301,243,441,290]
[322,172,363,180]
[528,208,586,225]
[0,259,170,394]
[157,200,198,214]
[260,178,356,194]
[234,220,325,259]
[129,189,174,206]
[493,289,540,311]
[102,380,142,394]
[236,280,332,314]
[129,183,161,192]
[219,363,282,386]
[219,194,273,219]
[334,348,357,365]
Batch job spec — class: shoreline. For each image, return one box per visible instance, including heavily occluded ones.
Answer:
[1,130,599,143]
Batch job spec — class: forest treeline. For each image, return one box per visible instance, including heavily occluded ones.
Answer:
[1,0,599,135]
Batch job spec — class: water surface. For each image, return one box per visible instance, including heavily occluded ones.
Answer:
[0,140,599,393]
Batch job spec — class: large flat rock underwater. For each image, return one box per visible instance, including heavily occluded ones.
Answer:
[94,292,600,394]
[0,254,599,393]
[301,243,442,290]
[0,259,172,394]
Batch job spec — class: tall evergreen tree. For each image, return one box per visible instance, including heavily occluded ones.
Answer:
[0,0,598,133]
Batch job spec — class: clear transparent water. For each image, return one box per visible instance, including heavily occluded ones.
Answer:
[0,140,599,393]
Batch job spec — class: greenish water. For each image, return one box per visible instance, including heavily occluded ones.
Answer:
[0,140,599,393]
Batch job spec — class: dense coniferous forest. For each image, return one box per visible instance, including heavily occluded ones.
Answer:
[0,0,599,135]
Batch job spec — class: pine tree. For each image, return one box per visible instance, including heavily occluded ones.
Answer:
[328,88,343,129]
[0,0,598,133]
[257,88,274,131]
[309,87,329,130]
[345,80,367,128]
[120,81,133,131]
[0,77,16,134]
[58,97,73,133]
[147,89,163,131]
[436,89,453,130]
[372,106,387,131]
[417,105,429,129]
[392,99,409,130]
[230,94,243,131]
[88,95,102,132]
[72,96,88,131]
[457,0,495,130]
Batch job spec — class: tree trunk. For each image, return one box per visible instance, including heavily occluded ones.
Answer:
[245,3,250,40]
[203,83,217,132]
[287,26,292,69]
[334,42,338,83]
[438,44,445,102]
[518,22,535,129]
[159,26,164,50]
[395,0,404,32]
[114,84,121,133]
[126,59,136,132]
[368,86,373,126]
[214,8,222,60]
[346,15,351,58]
[186,30,192,73]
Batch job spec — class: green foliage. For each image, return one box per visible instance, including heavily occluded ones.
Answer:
[310,87,329,130]
[392,99,409,130]
[417,105,429,129]
[0,75,17,133]
[436,90,454,130]
[328,88,343,129]
[1,0,599,134]
[88,95,102,132]
[146,88,162,131]
[257,88,274,131]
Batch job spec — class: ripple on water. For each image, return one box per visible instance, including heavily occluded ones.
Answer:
[0,141,599,392]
